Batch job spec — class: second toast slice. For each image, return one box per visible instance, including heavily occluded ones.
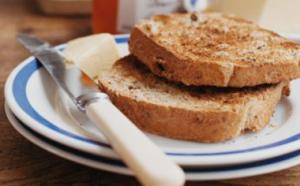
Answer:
[98,55,288,142]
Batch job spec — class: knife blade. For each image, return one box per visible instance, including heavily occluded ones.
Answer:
[17,33,107,112]
[17,34,185,186]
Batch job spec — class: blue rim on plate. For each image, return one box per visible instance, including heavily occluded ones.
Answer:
[9,109,300,173]
[10,35,300,156]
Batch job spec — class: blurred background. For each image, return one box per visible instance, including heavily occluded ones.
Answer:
[11,0,300,34]
[37,0,300,34]
[2,0,299,46]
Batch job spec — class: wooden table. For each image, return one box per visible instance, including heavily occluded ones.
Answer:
[1,0,300,185]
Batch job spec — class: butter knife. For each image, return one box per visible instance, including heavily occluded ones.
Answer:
[17,34,185,186]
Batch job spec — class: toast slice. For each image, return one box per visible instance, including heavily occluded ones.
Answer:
[98,55,288,142]
[129,12,300,87]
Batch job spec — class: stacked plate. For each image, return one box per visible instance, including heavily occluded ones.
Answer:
[5,35,300,181]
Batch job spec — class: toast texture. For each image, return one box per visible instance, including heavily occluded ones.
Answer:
[98,56,287,142]
[129,12,300,87]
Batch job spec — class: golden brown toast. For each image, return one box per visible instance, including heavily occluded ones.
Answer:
[129,12,300,87]
[98,55,288,142]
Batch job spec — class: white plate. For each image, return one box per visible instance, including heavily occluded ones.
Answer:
[5,103,300,181]
[5,34,300,166]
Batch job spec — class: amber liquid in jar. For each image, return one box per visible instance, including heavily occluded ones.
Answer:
[93,0,186,34]
[92,0,118,34]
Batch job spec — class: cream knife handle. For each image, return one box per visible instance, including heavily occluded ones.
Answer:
[85,100,185,186]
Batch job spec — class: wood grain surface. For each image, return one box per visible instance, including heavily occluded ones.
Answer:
[1,0,300,185]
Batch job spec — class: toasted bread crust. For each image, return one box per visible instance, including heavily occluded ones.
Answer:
[98,56,286,142]
[129,13,300,87]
